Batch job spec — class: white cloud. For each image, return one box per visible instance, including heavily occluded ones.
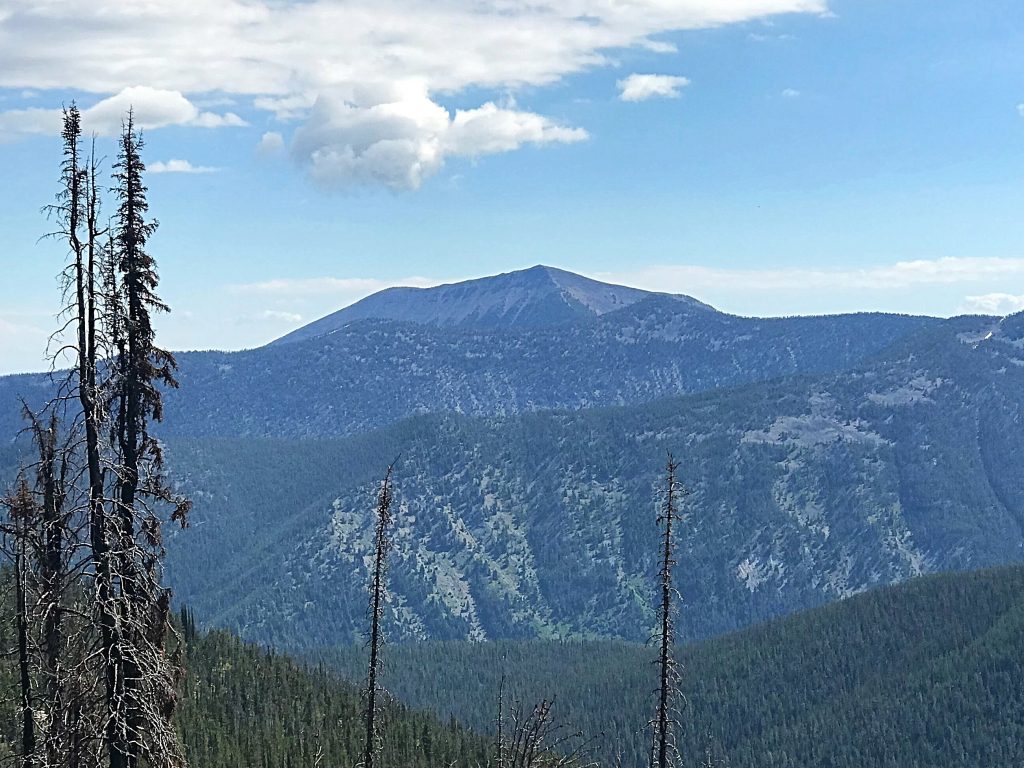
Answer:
[254,94,317,121]
[149,159,219,174]
[230,275,439,297]
[960,293,1024,316]
[601,257,1024,296]
[782,88,801,98]
[617,74,691,102]
[1017,103,1024,118]
[0,0,828,186]
[0,2,829,96]
[0,86,246,139]
[291,82,587,190]
[260,310,303,323]
[257,131,285,156]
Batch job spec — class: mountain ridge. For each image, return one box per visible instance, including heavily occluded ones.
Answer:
[270,264,711,344]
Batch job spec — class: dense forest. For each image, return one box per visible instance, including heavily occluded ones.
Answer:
[6,566,1023,767]
[0,582,490,767]
[316,566,1024,768]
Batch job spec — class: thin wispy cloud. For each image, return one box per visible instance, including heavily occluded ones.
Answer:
[149,159,219,174]
[230,275,440,297]
[617,74,691,102]
[260,310,304,323]
[960,293,1024,316]
[600,257,1024,296]
[782,88,801,98]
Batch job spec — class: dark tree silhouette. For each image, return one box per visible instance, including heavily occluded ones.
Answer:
[652,453,683,768]
[4,482,38,768]
[362,462,396,768]
[105,110,191,768]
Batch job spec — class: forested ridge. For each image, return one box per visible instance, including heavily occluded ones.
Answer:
[316,566,1024,768]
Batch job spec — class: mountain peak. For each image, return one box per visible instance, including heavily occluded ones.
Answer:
[271,265,710,345]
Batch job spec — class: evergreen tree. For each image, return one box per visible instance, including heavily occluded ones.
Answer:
[106,109,191,768]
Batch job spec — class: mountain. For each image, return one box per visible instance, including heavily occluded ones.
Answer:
[316,566,1024,768]
[1,267,1014,649]
[1,269,937,441]
[154,312,1024,648]
[271,265,673,343]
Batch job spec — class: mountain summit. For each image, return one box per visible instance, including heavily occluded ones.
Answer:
[271,265,710,345]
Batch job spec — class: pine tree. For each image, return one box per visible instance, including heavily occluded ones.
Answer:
[105,109,191,768]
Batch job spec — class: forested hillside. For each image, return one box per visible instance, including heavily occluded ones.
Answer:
[148,312,1024,647]
[0,583,489,768]
[316,566,1024,768]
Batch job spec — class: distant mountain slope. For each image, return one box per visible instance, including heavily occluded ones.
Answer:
[159,313,1024,647]
[316,566,1024,768]
[1,270,938,441]
[271,265,668,343]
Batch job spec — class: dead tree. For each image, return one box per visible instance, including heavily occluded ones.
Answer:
[38,104,190,768]
[24,408,83,768]
[3,482,39,768]
[501,698,598,768]
[496,671,506,768]
[361,463,396,768]
[44,102,118,768]
[651,453,684,768]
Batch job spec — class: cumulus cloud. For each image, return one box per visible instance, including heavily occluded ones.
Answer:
[0,86,245,139]
[291,83,587,190]
[149,159,219,174]
[617,74,691,102]
[0,0,828,186]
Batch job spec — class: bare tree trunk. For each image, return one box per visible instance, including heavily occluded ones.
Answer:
[654,453,682,768]
[362,464,396,768]
[6,483,38,768]
[496,671,506,768]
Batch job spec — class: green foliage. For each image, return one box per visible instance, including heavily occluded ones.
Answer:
[176,630,489,768]
[316,567,1024,768]
[0,578,490,768]
[153,313,1024,647]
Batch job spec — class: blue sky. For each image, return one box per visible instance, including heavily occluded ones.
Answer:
[2,0,1024,373]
